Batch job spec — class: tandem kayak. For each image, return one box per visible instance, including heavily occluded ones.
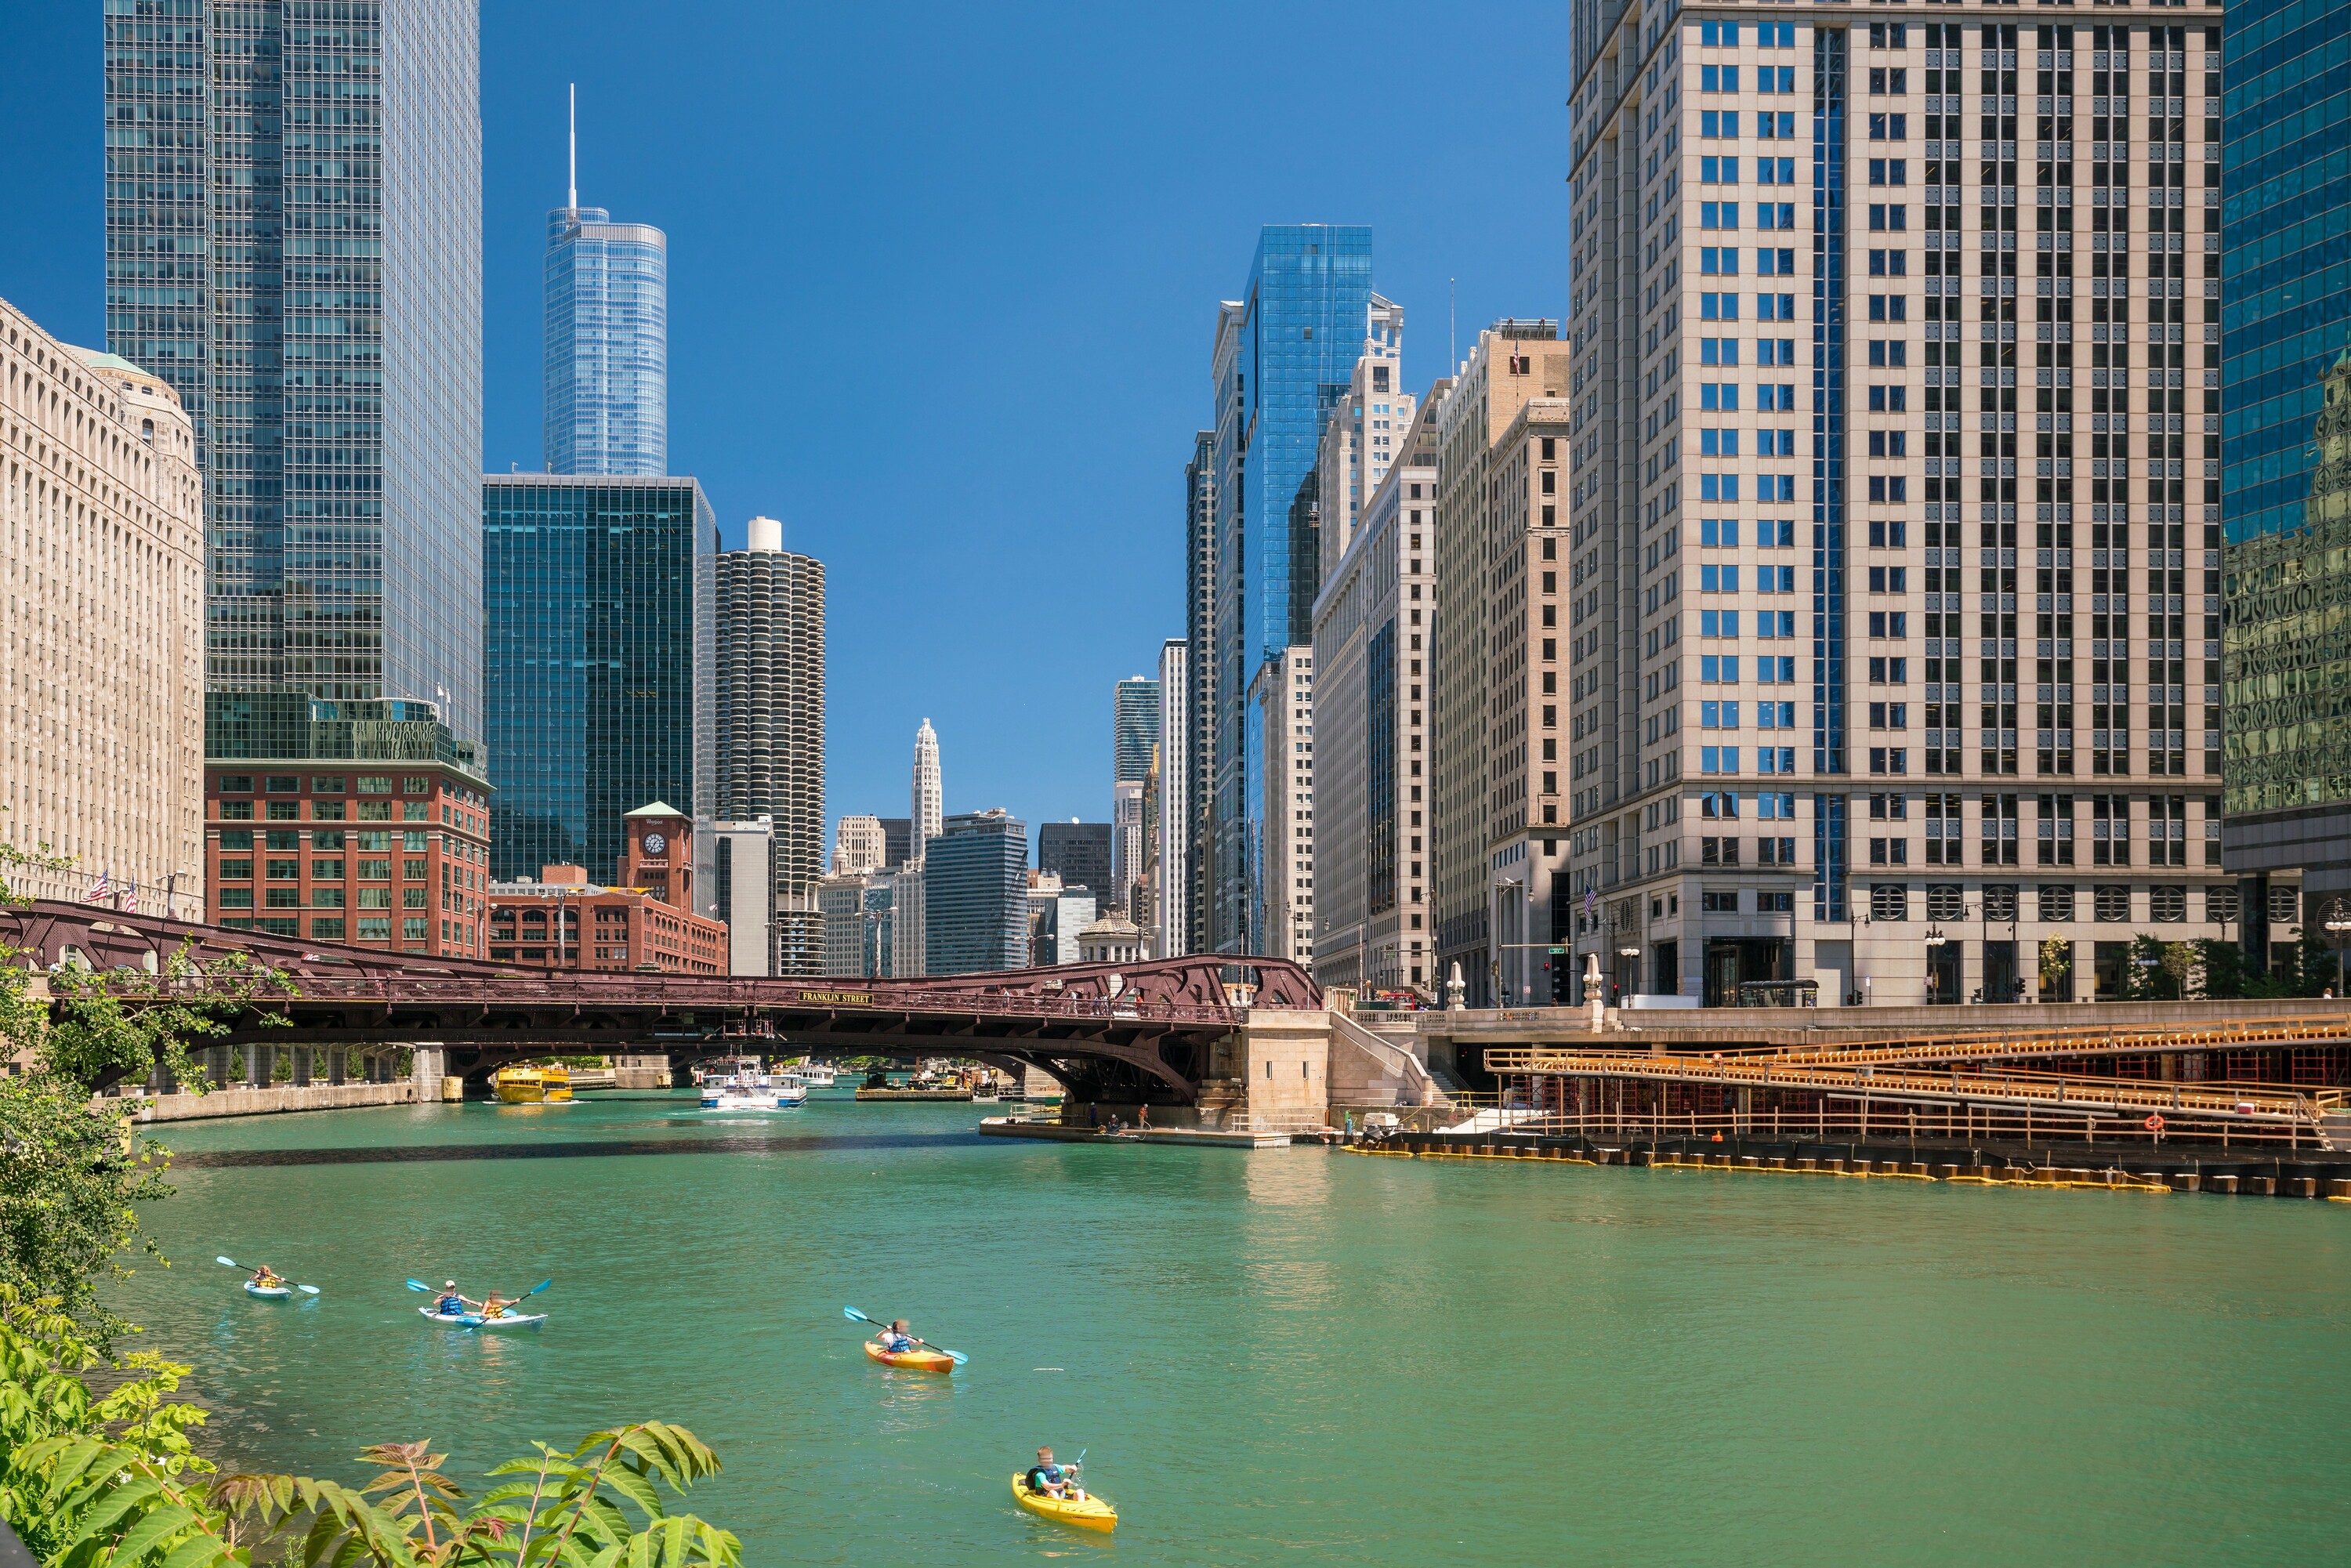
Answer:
[244,1281,292,1300]
[418,1306,547,1330]
[1010,1476,1117,1532]
[863,1339,956,1374]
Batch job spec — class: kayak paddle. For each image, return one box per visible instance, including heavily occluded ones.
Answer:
[843,1304,968,1365]
[218,1256,319,1295]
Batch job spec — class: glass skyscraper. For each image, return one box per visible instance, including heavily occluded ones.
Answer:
[545,202,668,476]
[481,476,715,884]
[923,809,1028,975]
[104,0,486,743]
[1113,675,1161,784]
[2221,0,2351,932]
[1208,225,1374,953]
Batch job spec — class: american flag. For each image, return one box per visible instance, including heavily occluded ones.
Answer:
[121,880,139,913]
[82,872,111,904]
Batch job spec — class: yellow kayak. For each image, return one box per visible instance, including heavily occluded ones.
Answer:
[864,1339,956,1374]
[1010,1474,1117,1532]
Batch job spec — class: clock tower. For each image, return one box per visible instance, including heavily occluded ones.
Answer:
[621,801,694,911]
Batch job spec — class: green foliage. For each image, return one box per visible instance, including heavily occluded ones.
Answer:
[0,1284,213,1563]
[40,940,296,1096]
[1,1286,742,1566]
[2192,937,2248,999]
[2121,935,2197,1001]
[0,1067,176,1345]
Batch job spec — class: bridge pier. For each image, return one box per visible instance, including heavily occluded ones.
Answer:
[243,1043,273,1087]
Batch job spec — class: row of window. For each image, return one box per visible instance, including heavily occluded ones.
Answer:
[1699,610,1801,638]
[216,799,433,822]
[1698,519,1799,546]
[1698,564,1802,592]
[216,859,424,882]
[1697,384,1801,411]
[1699,156,1801,185]
[1698,292,1799,320]
[1700,701,1801,729]
[223,916,432,941]
[214,774,444,796]
[217,830,425,852]
[1865,882,2212,923]
[1700,203,1801,231]
[1699,248,1799,276]
[1699,65,1802,94]
[1697,22,1798,48]
[1700,655,1802,683]
[1696,476,1801,504]
[219,888,426,910]
[1698,111,1801,140]
[1701,746,1801,775]
[1698,339,1800,367]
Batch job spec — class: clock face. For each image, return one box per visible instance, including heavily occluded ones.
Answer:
[643,833,667,856]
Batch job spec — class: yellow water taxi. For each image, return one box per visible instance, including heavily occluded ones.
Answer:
[491,1064,574,1104]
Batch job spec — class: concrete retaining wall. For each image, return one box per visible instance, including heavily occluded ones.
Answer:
[135,1081,419,1122]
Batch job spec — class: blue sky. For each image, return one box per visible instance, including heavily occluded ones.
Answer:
[0,2,1572,856]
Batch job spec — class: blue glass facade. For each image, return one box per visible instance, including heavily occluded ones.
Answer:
[481,476,715,883]
[1113,676,1160,785]
[103,0,486,743]
[2221,0,2349,546]
[2221,0,2351,899]
[1211,225,1374,954]
[924,809,1028,975]
[545,206,668,476]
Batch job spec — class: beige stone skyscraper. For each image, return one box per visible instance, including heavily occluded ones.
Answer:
[1564,14,2229,1006]
[1,296,204,913]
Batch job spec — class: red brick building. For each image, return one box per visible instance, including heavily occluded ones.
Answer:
[205,764,492,957]
[485,803,725,973]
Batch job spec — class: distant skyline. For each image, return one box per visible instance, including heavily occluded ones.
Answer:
[0,2,1572,846]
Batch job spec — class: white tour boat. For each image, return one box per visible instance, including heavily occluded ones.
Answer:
[701,1071,810,1111]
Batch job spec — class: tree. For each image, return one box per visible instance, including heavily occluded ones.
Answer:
[2191,937,2247,999]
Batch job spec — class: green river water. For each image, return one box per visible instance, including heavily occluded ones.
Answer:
[110,1092,2351,1565]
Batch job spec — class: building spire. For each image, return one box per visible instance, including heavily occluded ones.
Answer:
[567,83,578,210]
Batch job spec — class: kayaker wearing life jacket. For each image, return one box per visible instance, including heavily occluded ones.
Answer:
[1026,1447,1085,1501]
[879,1319,916,1353]
[249,1265,283,1289]
[435,1280,469,1317]
[479,1291,510,1320]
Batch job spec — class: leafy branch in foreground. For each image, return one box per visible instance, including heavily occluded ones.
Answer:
[0,1295,740,1568]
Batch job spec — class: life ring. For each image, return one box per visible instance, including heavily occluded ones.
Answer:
[2143,1114,2164,1132]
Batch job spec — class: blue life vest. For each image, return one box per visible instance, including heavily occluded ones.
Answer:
[438,1295,465,1316]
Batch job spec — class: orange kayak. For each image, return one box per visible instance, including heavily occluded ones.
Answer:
[864,1338,956,1374]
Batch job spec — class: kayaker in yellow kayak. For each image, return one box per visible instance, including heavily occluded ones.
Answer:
[1024,1447,1087,1501]
[878,1318,917,1353]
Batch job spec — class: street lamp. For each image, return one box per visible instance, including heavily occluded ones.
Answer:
[2321,896,2351,996]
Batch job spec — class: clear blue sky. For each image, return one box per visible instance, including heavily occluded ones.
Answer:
[0,2,1571,856]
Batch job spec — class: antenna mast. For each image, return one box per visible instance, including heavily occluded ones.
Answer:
[567,84,578,209]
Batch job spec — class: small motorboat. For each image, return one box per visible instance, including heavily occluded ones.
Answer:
[492,1064,573,1104]
[864,1338,957,1374]
[1009,1474,1116,1532]
[417,1305,547,1330]
[245,1280,292,1300]
[794,1062,839,1089]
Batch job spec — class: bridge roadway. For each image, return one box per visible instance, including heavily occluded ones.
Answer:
[0,900,1320,1104]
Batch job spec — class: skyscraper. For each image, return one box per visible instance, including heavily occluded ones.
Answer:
[1156,636,1190,957]
[1183,431,1217,958]
[1315,295,1410,583]
[1209,225,1375,954]
[716,516,826,974]
[105,0,486,743]
[1038,820,1113,899]
[2221,2,2351,945]
[832,814,886,875]
[911,719,943,848]
[924,809,1028,974]
[480,475,715,885]
[1562,14,2232,1007]
[1113,675,1161,784]
[544,89,668,477]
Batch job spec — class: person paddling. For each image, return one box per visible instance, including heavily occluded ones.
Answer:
[479,1291,512,1320]
[878,1318,918,1353]
[248,1264,284,1290]
[1025,1447,1085,1501]
[434,1280,472,1317]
